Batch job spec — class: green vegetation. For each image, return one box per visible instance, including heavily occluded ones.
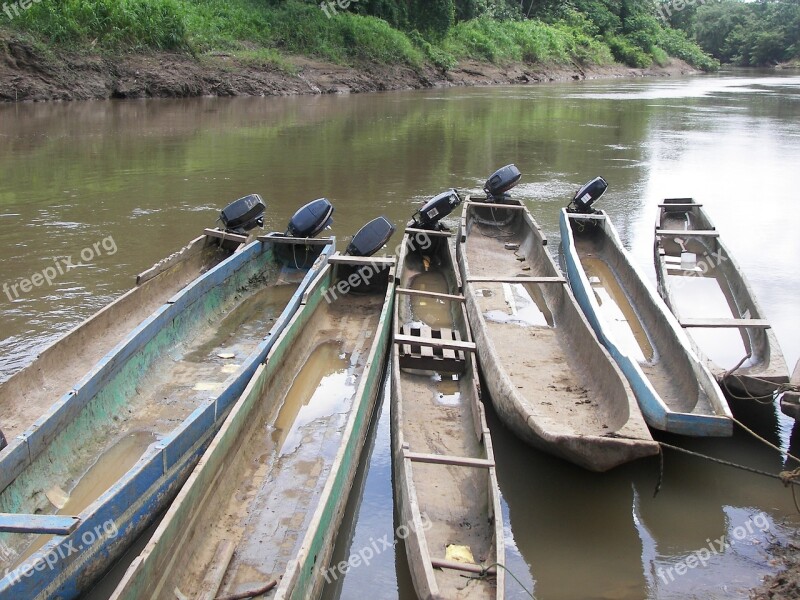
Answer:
[663,0,800,67]
[1,0,730,72]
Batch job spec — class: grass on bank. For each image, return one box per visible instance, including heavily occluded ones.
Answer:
[2,0,718,72]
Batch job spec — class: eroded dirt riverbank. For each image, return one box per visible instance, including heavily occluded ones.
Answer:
[0,31,696,102]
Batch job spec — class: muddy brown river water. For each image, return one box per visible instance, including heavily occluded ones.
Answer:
[1,71,799,599]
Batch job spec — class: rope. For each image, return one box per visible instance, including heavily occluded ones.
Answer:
[654,444,665,498]
[658,442,800,487]
[464,562,535,598]
[719,353,798,403]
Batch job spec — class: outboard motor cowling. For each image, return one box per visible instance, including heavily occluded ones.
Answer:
[411,189,461,231]
[346,216,395,257]
[287,198,334,238]
[220,194,266,233]
[569,177,608,214]
[484,164,522,201]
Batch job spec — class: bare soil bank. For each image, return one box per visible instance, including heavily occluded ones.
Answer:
[751,530,800,600]
[0,32,697,103]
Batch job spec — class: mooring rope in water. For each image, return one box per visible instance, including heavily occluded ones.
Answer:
[658,442,800,488]
[463,562,536,599]
[655,417,800,514]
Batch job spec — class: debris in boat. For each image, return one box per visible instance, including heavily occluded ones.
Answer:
[445,544,476,564]
[217,352,236,359]
[505,243,520,251]
[46,486,69,509]
[221,364,240,374]
[193,382,222,391]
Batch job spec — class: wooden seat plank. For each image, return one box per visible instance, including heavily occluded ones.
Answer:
[393,335,476,353]
[655,230,719,237]
[467,276,566,284]
[404,228,454,238]
[404,450,494,469]
[466,201,526,211]
[680,318,771,329]
[0,513,80,535]
[396,288,465,302]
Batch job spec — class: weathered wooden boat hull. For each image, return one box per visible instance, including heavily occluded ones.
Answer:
[780,360,800,420]
[560,209,732,437]
[0,236,334,599]
[0,232,243,447]
[392,228,504,600]
[458,198,658,471]
[654,198,789,399]
[110,253,394,600]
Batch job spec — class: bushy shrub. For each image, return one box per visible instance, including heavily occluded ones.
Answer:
[606,35,652,68]
[13,0,188,50]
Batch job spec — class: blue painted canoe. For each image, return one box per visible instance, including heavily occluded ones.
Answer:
[0,231,245,448]
[109,253,395,600]
[560,208,732,436]
[0,234,334,599]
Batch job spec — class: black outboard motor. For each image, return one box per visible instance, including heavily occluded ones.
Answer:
[275,198,335,269]
[346,216,395,257]
[568,177,608,214]
[220,194,266,234]
[0,427,6,451]
[338,216,396,294]
[484,164,522,201]
[411,189,462,231]
[286,198,334,238]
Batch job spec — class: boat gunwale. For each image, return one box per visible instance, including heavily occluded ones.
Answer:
[559,208,732,436]
[0,236,335,599]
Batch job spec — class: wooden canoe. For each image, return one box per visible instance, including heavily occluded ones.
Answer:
[560,209,732,436]
[110,253,395,600]
[654,198,789,399]
[457,197,658,471]
[780,360,800,420]
[392,226,504,600]
[0,229,245,448]
[0,234,334,599]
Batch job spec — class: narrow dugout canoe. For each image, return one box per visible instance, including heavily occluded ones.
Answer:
[0,229,245,447]
[560,208,732,436]
[654,198,789,399]
[0,224,334,598]
[457,196,658,471]
[392,222,505,599]
[110,250,395,600]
